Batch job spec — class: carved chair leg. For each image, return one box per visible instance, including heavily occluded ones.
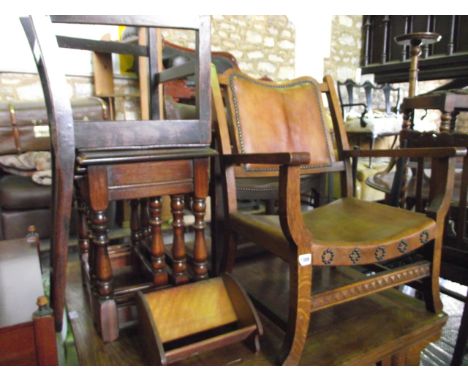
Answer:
[421,240,443,314]
[279,258,312,366]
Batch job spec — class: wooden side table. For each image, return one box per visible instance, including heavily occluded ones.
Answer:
[401,90,468,131]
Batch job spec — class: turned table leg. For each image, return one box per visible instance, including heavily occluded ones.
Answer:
[88,166,118,342]
[149,196,169,286]
[171,195,189,284]
[192,158,209,280]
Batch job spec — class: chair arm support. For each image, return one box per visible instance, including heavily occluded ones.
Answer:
[223,152,310,166]
[278,164,312,254]
[426,156,457,223]
[343,147,467,159]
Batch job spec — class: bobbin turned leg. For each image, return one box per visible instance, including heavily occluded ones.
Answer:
[171,195,189,284]
[88,166,118,342]
[149,196,169,286]
[91,208,118,342]
[192,158,209,280]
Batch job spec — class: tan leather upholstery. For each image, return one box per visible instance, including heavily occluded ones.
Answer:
[230,197,436,266]
[227,71,335,172]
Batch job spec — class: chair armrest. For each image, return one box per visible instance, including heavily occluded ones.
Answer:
[343,147,467,159]
[223,152,310,166]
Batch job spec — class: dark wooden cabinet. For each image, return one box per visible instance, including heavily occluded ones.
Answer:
[362,16,468,83]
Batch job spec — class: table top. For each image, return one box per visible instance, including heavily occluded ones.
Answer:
[394,32,442,46]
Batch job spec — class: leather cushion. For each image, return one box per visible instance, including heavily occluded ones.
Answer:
[0,175,51,210]
[227,71,335,172]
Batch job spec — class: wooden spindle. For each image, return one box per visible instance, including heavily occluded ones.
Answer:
[149,196,169,286]
[192,197,208,280]
[192,157,209,280]
[92,210,113,299]
[171,195,189,284]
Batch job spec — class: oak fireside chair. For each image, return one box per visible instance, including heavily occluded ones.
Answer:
[211,68,465,365]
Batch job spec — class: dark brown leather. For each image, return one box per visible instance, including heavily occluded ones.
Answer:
[0,208,52,240]
[0,175,51,210]
[227,71,335,173]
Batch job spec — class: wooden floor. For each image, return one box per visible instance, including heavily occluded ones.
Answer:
[65,254,448,366]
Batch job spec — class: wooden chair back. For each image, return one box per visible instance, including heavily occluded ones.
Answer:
[337,79,401,121]
[398,130,468,248]
[213,69,353,197]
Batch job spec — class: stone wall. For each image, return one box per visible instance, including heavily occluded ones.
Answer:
[324,15,362,82]
[0,72,140,121]
[163,15,295,80]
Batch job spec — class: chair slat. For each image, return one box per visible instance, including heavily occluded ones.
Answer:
[57,35,148,56]
[156,62,196,84]
[74,120,210,150]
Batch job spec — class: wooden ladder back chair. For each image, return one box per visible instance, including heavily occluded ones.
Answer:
[21,15,213,342]
[392,129,468,365]
[337,79,401,167]
[211,68,464,365]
